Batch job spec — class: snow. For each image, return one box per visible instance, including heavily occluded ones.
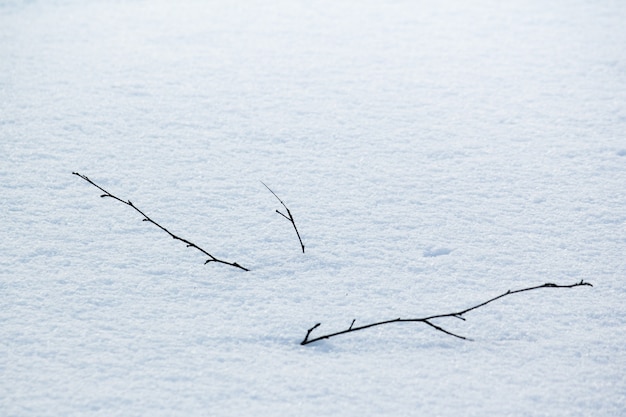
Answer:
[1,0,625,415]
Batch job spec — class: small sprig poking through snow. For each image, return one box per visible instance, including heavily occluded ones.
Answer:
[73,172,249,271]
[300,280,593,345]
[261,181,305,253]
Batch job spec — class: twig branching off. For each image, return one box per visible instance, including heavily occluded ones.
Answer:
[300,280,593,345]
[73,172,249,271]
[261,181,305,253]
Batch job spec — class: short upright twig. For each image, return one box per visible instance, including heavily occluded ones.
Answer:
[261,181,305,253]
[73,172,249,271]
[300,280,593,345]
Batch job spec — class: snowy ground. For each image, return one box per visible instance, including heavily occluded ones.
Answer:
[2,0,626,415]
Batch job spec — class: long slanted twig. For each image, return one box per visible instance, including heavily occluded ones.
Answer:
[300,280,593,345]
[261,181,305,253]
[73,172,249,271]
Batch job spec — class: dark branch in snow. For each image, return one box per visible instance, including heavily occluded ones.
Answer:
[300,280,593,345]
[261,181,305,253]
[73,172,249,271]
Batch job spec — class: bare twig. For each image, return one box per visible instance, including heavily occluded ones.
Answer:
[261,181,305,253]
[300,280,593,345]
[73,172,249,271]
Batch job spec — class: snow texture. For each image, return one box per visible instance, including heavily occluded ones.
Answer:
[1,0,625,416]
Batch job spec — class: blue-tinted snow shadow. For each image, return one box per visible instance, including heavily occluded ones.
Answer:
[422,246,454,257]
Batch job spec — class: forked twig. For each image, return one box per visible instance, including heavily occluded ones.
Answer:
[300,280,593,345]
[73,172,249,271]
[261,181,305,253]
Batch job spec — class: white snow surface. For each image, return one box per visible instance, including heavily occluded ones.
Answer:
[2,0,626,415]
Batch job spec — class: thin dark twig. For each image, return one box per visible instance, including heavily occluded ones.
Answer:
[73,172,249,271]
[300,280,593,345]
[261,181,305,253]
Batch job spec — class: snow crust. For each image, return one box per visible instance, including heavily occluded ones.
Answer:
[1,0,625,415]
